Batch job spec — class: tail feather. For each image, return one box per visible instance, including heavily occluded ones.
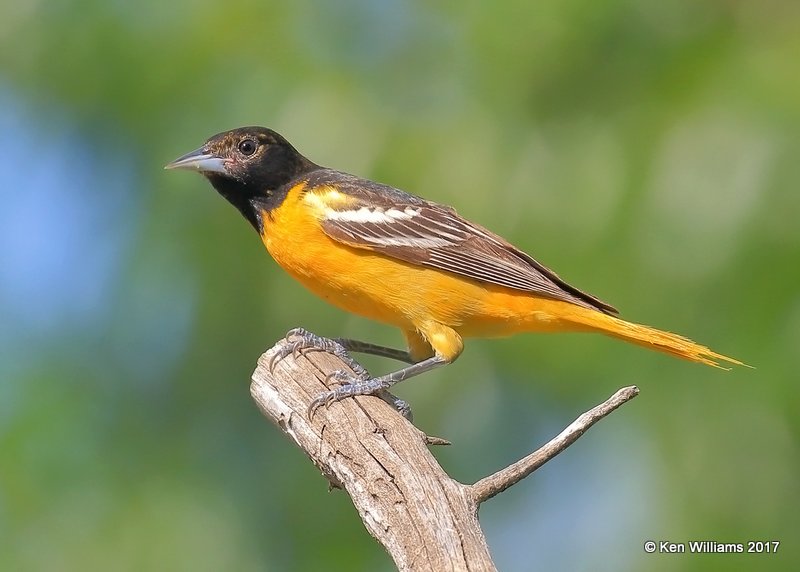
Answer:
[564,307,745,368]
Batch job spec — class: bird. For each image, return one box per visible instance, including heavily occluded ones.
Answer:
[166,126,743,417]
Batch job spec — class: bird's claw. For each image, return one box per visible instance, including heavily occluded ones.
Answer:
[269,342,299,372]
[309,370,363,418]
[270,328,413,421]
[306,371,416,420]
[270,327,358,372]
[308,391,337,418]
[325,369,367,387]
[307,378,414,421]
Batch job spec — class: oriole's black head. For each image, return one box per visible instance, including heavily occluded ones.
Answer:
[166,126,318,231]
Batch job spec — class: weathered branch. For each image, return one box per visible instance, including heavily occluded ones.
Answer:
[251,338,639,571]
[469,385,639,504]
[251,341,494,572]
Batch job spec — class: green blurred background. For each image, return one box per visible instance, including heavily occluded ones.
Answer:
[1,1,797,570]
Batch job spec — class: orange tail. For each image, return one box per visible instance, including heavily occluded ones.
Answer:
[561,305,744,368]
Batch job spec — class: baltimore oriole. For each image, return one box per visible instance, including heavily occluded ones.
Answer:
[167,126,743,416]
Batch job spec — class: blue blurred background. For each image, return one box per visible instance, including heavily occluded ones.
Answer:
[1,1,797,570]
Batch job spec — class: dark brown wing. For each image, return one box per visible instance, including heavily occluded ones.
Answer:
[307,170,617,315]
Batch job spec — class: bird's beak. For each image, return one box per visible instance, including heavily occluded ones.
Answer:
[165,146,227,174]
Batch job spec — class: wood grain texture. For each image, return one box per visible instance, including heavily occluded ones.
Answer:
[251,337,639,571]
[251,341,495,572]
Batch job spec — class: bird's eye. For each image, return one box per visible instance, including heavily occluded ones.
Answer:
[238,138,258,156]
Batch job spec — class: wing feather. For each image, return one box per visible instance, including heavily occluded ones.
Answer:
[304,170,617,314]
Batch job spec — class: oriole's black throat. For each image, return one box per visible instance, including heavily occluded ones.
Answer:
[166,126,744,418]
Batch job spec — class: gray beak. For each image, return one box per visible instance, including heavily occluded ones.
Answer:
[165,146,227,174]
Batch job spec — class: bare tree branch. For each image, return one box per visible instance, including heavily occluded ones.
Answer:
[250,338,638,571]
[469,385,639,505]
[251,341,495,572]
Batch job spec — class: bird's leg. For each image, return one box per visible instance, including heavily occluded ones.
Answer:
[308,355,447,419]
[336,339,414,364]
[376,390,414,421]
[270,327,366,376]
[270,328,413,375]
[270,328,416,419]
